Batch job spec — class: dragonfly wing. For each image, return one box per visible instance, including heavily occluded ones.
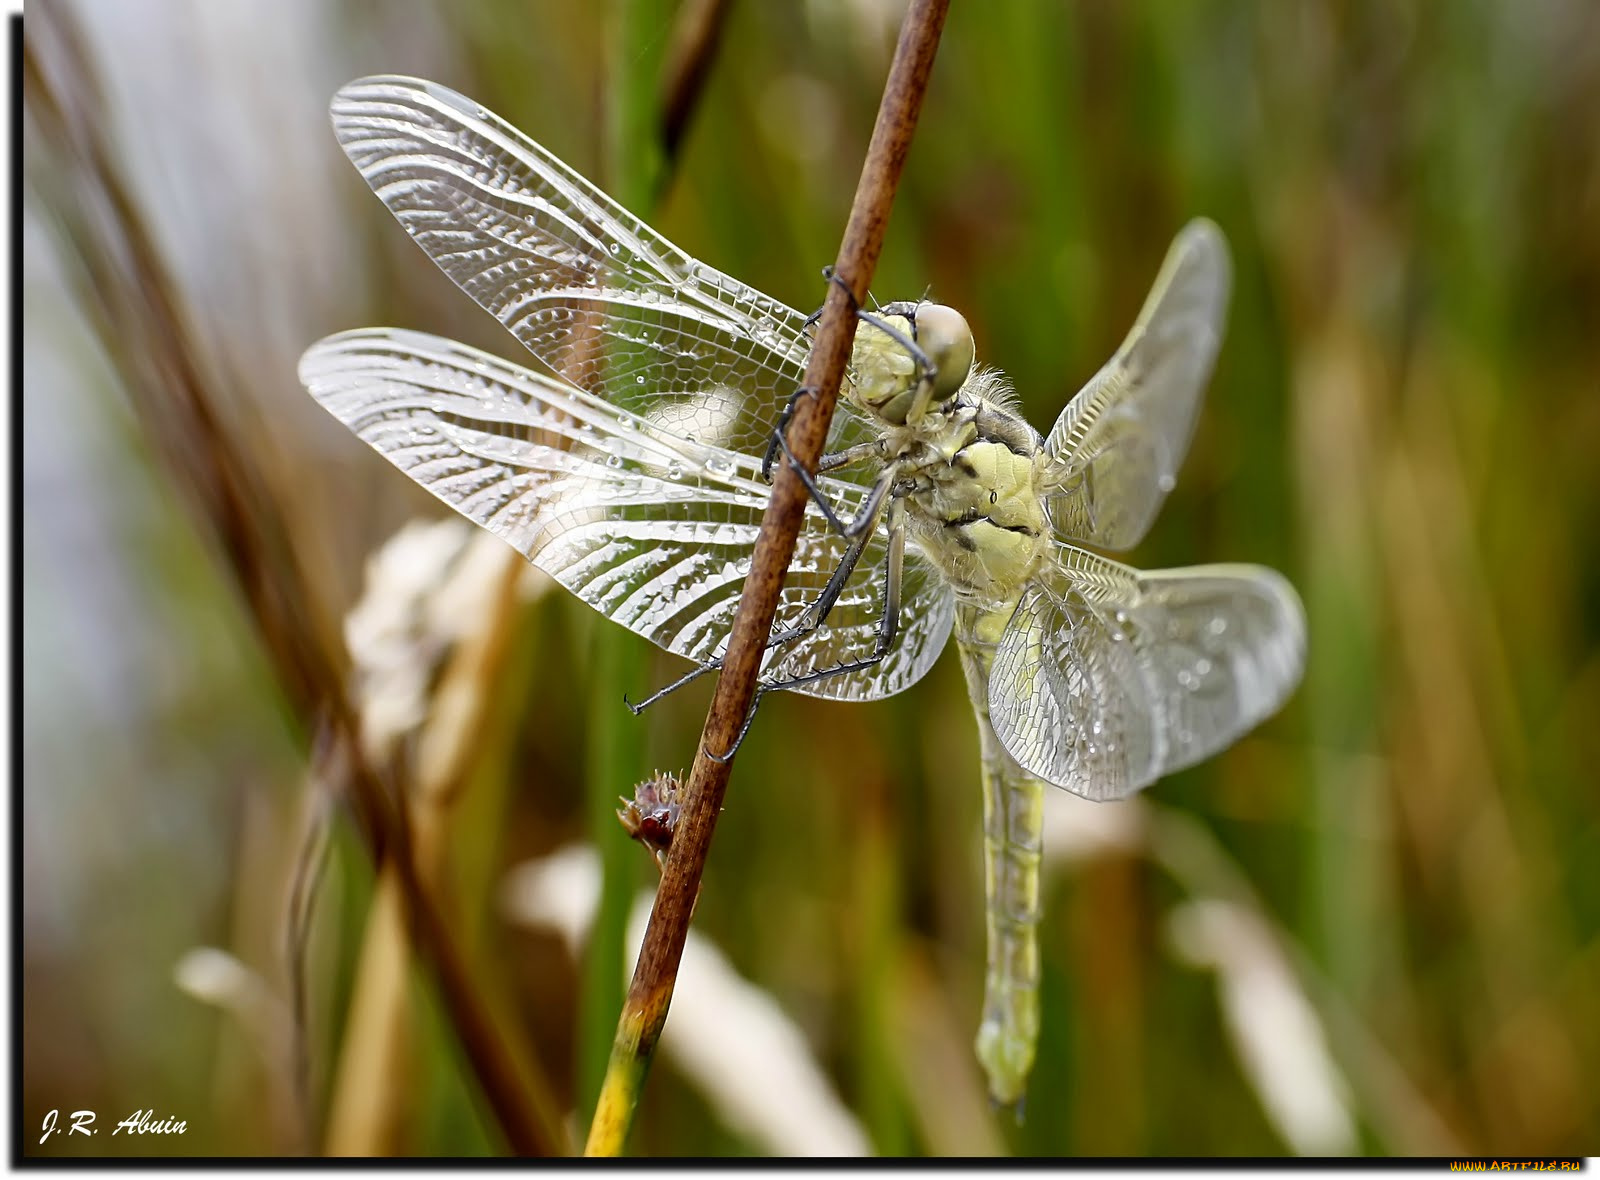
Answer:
[1040,220,1231,550]
[300,328,949,700]
[987,545,1304,798]
[1125,562,1305,775]
[328,76,878,458]
[766,541,954,702]
[986,556,1161,801]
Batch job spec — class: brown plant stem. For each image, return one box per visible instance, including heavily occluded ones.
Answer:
[23,12,563,1156]
[329,733,566,1155]
[582,0,952,1155]
[324,543,535,1155]
[657,0,732,177]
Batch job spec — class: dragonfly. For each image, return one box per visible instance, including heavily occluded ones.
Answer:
[300,76,1307,1109]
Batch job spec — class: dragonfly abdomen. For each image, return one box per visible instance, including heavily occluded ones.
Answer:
[956,603,1047,1108]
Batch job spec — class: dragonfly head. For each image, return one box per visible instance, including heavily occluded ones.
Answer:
[850,301,975,425]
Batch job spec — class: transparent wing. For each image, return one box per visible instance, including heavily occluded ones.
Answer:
[985,553,1160,801]
[329,75,879,458]
[988,545,1304,799]
[299,328,951,701]
[1041,219,1231,550]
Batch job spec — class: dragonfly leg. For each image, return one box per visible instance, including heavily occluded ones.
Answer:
[623,661,718,715]
[706,683,772,764]
[627,468,897,717]
[772,430,893,537]
[760,466,894,648]
[802,264,864,330]
[706,582,899,763]
[818,440,885,475]
[760,383,814,483]
[762,390,879,486]
[708,508,905,763]
[624,542,866,717]
[761,509,904,691]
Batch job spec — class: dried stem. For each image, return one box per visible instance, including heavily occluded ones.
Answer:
[284,745,335,1148]
[656,0,732,178]
[325,539,537,1155]
[335,732,568,1155]
[23,12,563,1156]
[582,0,952,1156]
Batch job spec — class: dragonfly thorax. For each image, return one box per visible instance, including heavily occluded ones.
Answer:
[846,301,975,426]
[894,382,1052,607]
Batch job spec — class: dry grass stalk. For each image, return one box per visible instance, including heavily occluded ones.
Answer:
[23,9,562,1155]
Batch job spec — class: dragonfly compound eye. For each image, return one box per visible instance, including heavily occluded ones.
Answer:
[915,304,975,401]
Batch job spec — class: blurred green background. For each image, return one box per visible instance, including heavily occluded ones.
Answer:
[21,0,1600,1158]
